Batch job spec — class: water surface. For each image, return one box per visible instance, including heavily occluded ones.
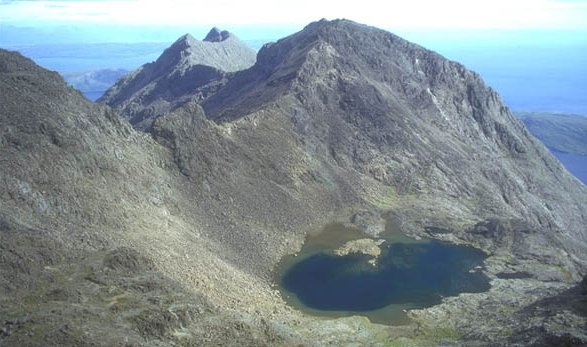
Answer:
[277,221,490,324]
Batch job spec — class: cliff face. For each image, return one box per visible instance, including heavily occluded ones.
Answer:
[99,29,256,130]
[2,19,587,346]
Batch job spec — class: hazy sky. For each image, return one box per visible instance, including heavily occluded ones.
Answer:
[2,0,587,31]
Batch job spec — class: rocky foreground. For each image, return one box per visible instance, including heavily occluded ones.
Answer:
[1,20,586,346]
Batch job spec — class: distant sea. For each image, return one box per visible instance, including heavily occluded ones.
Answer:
[453,47,587,115]
[6,42,170,73]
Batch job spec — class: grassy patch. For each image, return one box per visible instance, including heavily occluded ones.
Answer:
[422,324,462,342]
[368,185,398,209]
[383,323,463,347]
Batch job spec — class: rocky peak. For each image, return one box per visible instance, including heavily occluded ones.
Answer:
[166,33,197,52]
[175,33,196,44]
[153,30,252,73]
[254,19,428,81]
[254,19,363,70]
[99,29,256,130]
[203,27,231,42]
[204,19,439,118]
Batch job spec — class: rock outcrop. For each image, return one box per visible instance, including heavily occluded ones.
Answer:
[204,27,231,42]
[333,238,385,265]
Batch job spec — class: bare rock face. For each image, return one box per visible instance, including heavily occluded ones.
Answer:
[99,29,256,130]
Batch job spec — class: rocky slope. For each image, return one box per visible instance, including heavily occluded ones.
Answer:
[157,19,587,344]
[0,49,302,346]
[99,28,256,130]
[2,19,587,346]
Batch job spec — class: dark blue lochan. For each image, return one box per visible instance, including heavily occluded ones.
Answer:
[281,240,490,312]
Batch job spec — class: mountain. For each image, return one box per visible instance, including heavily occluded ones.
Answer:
[153,19,587,344]
[2,19,587,346]
[99,28,256,130]
[202,19,586,241]
[516,111,587,155]
[204,27,231,42]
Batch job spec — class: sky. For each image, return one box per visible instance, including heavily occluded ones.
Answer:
[1,0,587,41]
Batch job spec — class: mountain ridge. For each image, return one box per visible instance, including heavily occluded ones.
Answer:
[0,48,308,345]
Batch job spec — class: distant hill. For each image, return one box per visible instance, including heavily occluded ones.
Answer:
[516,112,587,155]
[63,68,128,99]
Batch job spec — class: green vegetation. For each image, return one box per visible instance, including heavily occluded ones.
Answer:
[368,185,398,209]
